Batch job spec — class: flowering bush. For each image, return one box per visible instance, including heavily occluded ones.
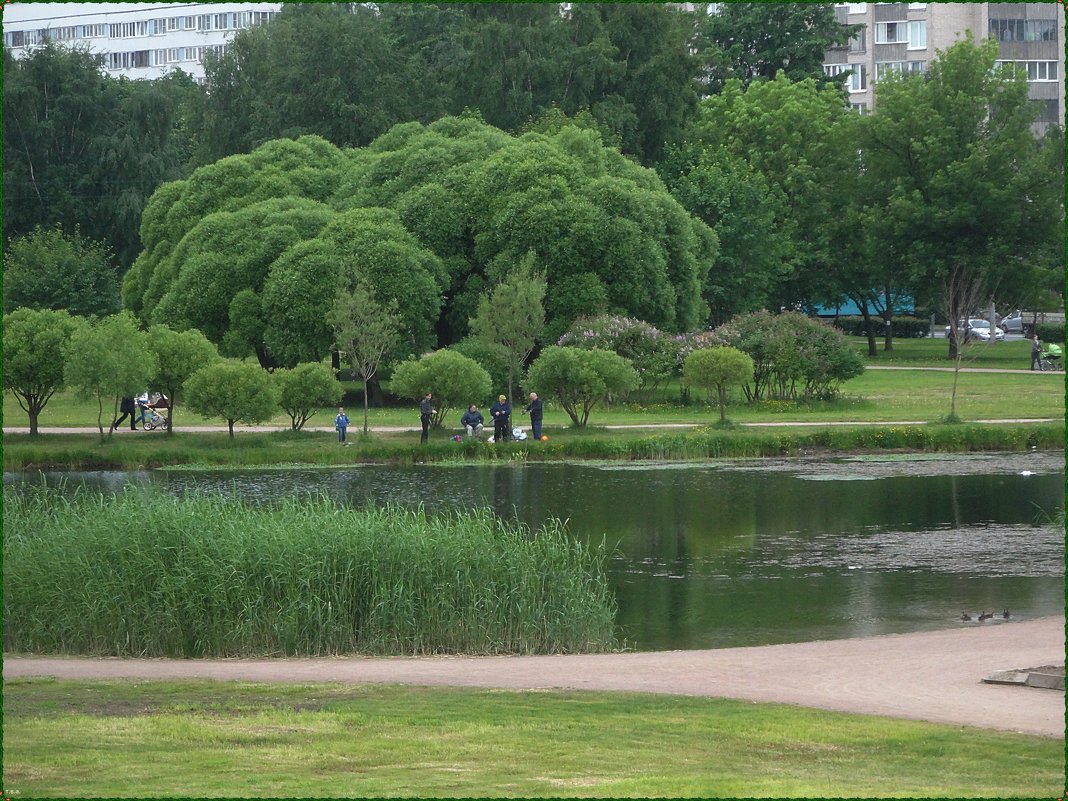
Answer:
[558,315,676,397]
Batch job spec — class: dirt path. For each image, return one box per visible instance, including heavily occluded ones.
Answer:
[7,616,1063,737]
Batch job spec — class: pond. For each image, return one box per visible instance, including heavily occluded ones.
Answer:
[6,452,1064,651]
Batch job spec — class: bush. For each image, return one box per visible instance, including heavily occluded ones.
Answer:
[558,315,676,398]
[1035,323,1064,344]
[525,345,638,427]
[709,311,864,402]
[275,362,343,430]
[389,349,492,428]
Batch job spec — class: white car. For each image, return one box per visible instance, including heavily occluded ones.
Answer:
[945,318,1005,342]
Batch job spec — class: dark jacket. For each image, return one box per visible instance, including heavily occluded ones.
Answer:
[490,400,511,420]
[420,397,433,417]
[119,396,136,413]
[460,410,484,428]
[524,398,543,420]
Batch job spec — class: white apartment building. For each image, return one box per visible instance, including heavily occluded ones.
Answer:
[824,2,1065,133]
[3,2,283,83]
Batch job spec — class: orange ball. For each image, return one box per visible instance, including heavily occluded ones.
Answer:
[541,435,549,441]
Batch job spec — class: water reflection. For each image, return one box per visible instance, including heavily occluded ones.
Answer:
[6,454,1063,651]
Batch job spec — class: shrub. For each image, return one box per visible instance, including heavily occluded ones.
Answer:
[1035,323,1064,344]
[526,345,639,427]
[558,315,676,398]
[683,347,755,422]
[389,349,492,428]
[709,311,864,402]
[184,359,279,438]
[275,362,343,430]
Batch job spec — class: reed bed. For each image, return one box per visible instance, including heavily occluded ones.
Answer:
[4,422,1063,471]
[3,488,617,657]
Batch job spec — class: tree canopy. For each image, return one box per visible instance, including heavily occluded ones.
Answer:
[125,118,716,367]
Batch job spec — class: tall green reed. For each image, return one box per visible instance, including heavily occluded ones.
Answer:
[4,487,617,657]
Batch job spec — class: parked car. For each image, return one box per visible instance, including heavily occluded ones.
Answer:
[997,310,1025,334]
[945,319,1006,342]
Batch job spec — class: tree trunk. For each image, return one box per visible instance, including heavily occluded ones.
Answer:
[882,287,894,352]
[858,301,877,357]
[97,396,106,444]
[718,386,727,422]
[28,407,39,436]
[363,378,370,435]
[228,419,235,439]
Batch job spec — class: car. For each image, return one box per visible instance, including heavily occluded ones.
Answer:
[997,310,1025,334]
[945,318,1006,342]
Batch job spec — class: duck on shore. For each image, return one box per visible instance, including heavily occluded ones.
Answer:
[960,613,972,621]
[978,611,993,621]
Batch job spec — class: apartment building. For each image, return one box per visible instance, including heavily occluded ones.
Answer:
[3,2,283,83]
[824,2,1065,133]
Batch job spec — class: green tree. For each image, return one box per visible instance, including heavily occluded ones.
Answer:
[146,325,220,434]
[683,347,755,423]
[3,225,120,317]
[3,44,202,269]
[684,74,861,313]
[328,282,401,434]
[389,349,492,429]
[183,360,279,439]
[468,258,546,402]
[524,345,638,428]
[63,312,157,442]
[861,39,1064,362]
[2,307,81,435]
[274,362,343,431]
[697,4,860,94]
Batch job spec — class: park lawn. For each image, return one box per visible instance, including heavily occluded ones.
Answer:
[851,336,1041,370]
[4,678,1061,798]
[3,369,1063,434]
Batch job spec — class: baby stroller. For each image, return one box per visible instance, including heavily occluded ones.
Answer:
[1039,343,1063,372]
[139,393,170,431]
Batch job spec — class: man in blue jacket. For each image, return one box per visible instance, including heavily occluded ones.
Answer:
[489,394,511,442]
[524,392,543,440]
[460,404,485,438]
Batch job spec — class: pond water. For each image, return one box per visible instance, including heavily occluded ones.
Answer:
[6,452,1064,651]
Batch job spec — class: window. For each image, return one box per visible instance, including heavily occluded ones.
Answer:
[875,62,904,81]
[997,60,1058,82]
[1031,99,1060,124]
[825,63,868,92]
[167,48,179,63]
[83,24,106,38]
[875,22,907,44]
[168,17,180,32]
[214,14,228,30]
[849,28,866,52]
[906,60,926,74]
[989,19,1058,43]
[847,3,866,13]
[198,15,213,31]
[184,16,196,30]
[907,20,926,49]
[850,102,869,115]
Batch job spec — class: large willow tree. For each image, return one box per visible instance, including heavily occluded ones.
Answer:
[123,117,717,368]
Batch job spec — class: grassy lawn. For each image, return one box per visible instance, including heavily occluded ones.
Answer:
[4,678,1062,797]
[4,367,1063,432]
[851,336,1040,370]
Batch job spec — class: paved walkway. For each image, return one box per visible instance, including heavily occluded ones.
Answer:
[7,616,1063,737]
[3,418,1061,436]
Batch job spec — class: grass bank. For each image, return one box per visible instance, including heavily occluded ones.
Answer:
[3,490,616,657]
[4,679,1061,797]
[3,422,1064,470]
[5,363,1063,431]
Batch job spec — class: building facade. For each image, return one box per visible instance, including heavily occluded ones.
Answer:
[824,2,1065,133]
[3,2,283,83]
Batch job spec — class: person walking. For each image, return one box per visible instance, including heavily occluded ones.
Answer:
[419,392,434,444]
[460,404,484,438]
[1031,334,1042,370]
[490,394,512,442]
[524,392,543,441]
[335,407,350,445]
[111,396,138,432]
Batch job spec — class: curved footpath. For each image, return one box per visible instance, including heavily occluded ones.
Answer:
[7,616,1064,738]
